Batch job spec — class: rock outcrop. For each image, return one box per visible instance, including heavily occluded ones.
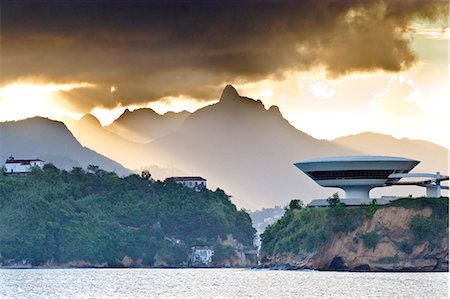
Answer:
[213,234,257,268]
[261,203,449,271]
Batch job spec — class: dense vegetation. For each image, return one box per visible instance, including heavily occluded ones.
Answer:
[391,197,448,252]
[261,197,448,257]
[261,201,367,255]
[0,165,255,267]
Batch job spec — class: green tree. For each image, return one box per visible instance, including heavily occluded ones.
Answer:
[327,192,341,207]
[288,199,303,210]
[368,199,378,218]
[87,165,99,174]
[361,232,379,250]
[141,170,152,180]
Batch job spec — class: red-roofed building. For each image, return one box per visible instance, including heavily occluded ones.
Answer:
[170,176,207,191]
[3,156,45,175]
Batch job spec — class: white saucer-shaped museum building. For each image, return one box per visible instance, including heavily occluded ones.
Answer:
[295,156,420,203]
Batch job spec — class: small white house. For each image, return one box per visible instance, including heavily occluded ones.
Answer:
[170,176,207,191]
[191,246,214,265]
[3,156,45,175]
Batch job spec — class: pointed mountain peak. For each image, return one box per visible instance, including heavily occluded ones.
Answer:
[214,84,266,112]
[268,105,282,115]
[113,108,132,121]
[220,84,240,102]
[80,113,101,127]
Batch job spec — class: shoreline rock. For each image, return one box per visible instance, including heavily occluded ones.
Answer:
[260,204,449,272]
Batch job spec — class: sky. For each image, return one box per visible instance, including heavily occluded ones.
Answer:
[0,0,449,148]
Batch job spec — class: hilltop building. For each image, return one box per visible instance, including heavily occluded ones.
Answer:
[170,176,207,191]
[3,156,45,176]
[294,156,448,206]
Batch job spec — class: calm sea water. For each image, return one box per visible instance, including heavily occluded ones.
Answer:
[0,268,448,299]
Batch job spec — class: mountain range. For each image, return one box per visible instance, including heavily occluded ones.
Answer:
[1,85,447,209]
[0,117,130,176]
[107,108,190,143]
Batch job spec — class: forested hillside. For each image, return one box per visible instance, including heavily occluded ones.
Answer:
[0,165,255,267]
[260,198,448,271]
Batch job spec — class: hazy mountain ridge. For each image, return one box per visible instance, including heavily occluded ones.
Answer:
[66,113,150,170]
[144,85,360,208]
[333,132,448,174]
[106,108,190,143]
[67,113,189,179]
[4,85,447,209]
[0,117,130,175]
[66,85,447,208]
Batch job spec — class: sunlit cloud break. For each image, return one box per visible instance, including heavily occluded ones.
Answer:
[411,23,450,40]
[148,96,218,115]
[299,79,336,100]
[0,82,95,122]
[367,76,422,112]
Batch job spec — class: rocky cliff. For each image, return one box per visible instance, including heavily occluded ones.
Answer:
[1,234,255,269]
[261,198,448,271]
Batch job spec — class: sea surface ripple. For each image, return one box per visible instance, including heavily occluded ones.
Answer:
[0,268,448,299]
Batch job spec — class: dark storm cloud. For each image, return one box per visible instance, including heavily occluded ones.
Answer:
[0,0,447,110]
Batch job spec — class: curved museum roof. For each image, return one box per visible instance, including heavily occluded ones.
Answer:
[294,155,420,197]
[298,156,418,163]
[295,156,419,174]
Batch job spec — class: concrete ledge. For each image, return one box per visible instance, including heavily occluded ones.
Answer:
[307,197,394,207]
